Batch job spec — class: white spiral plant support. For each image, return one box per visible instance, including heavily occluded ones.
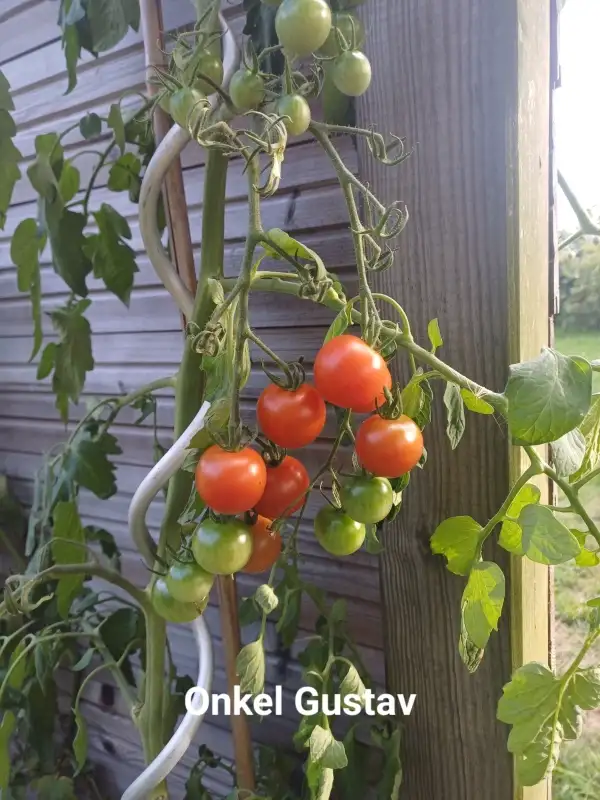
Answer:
[122,15,239,799]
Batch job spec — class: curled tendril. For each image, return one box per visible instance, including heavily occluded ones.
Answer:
[3,574,52,616]
[242,112,289,198]
[262,357,306,392]
[367,130,412,167]
[367,244,396,273]
[186,321,227,357]
[298,277,335,303]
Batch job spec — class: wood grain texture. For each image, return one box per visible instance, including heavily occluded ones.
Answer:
[358,1,551,798]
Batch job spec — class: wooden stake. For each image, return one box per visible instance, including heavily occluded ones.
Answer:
[138,1,255,790]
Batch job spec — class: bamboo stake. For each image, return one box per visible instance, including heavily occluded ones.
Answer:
[138,1,256,791]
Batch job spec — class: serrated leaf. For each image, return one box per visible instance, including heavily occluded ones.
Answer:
[498,483,541,555]
[83,203,138,304]
[178,484,205,526]
[49,210,92,296]
[430,515,483,576]
[571,396,600,482]
[461,388,494,415]
[108,152,142,193]
[86,525,121,568]
[372,721,403,800]
[443,382,465,450]
[72,704,88,774]
[0,70,14,111]
[505,348,592,445]
[324,303,352,342]
[10,217,46,360]
[514,505,581,565]
[401,373,434,430]
[79,112,102,139]
[236,639,265,696]
[63,430,121,500]
[498,662,600,786]
[52,500,87,617]
[62,25,81,94]
[551,428,586,477]
[37,342,58,380]
[108,103,126,153]
[427,318,443,352]
[0,73,21,230]
[461,561,505,649]
[58,161,80,202]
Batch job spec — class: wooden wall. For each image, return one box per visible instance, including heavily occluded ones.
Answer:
[0,1,384,795]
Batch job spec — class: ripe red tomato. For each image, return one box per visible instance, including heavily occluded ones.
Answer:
[355,414,424,478]
[195,445,266,515]
[257,383,326,449]
[314,335,392,412]
[254,456,310,519]
[243,516,282,574]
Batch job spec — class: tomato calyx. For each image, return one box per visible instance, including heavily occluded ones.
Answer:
[374,384,404,420]
[261,355,307,392]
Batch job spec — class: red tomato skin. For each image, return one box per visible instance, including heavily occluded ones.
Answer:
[254,456,310,519]
[257,383,327,449]
[195,445,267,515]
[314,335,392,412]
[355,415,424,478]
[243,516,282,574]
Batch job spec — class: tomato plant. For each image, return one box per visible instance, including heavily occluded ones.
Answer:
[257,383,326,449]
[243,516,282,574]
[314,506,366,556]
[355,414,424,478]
[3,0,599,797]
[314,334,392,412]
[192,518,254,575]
[195,445,267,515]
[341,476,394,524]
[254,456,310,519]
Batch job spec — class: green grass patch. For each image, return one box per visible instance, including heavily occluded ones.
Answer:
[555,329,600,391]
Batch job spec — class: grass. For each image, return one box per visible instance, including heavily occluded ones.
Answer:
[552,328,600,799]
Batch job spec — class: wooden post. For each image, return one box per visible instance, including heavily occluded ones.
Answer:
[139,0,256,790]
[359,1,552,798]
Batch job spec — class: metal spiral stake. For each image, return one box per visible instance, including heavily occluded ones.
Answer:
[122,13,240,799]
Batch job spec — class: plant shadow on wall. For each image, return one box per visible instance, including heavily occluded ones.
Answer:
[1,0,600,798]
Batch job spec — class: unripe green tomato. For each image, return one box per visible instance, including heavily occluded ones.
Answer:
[314,506,366,556]
[192,518,253,575]
[185,52,224,95]
[341,476,394,524]
[277,94,311,136]
[169,87,206,129]
[319,12,365,57]
[151,578,203,623]
[165,560,214,604]
[332,50,372,97]
[229,69,266,111]
[275,0,332,57]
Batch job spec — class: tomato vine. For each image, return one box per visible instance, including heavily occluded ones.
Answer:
[1,0,600,798]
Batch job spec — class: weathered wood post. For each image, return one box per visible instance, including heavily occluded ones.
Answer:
[360,1,553,798]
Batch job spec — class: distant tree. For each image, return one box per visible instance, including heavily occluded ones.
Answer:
[558,237,600,330]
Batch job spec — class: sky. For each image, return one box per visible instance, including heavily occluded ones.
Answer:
[556,0,600,231]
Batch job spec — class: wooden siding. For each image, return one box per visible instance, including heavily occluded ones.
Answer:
[0,1,384,797]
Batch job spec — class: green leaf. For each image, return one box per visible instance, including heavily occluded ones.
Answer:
[430,515,483,576]
[427,318,443,352]
[461,388,494,415]
[52,500,87,617]
[72,704,88,774]
[339,663,366,704]
[365,523,384,553]
[10,218,47,360]
[443,382,465,450]
[58,161,80,202]
[178,484,205,526]
[0,71,21,230]
[551,428,586,477]
[0,108,16,138]
[72,647,95,672]
[505,348,592,445]
[571,396,600,482]
[87,0,132,51]
[324,303,352,342]
[498,663,600,786]
[372,721,403,800]
[86,526,121,569]
[62,24,81,94]
[254,584,279,615]
[498,483,541,554]
[236,639,265,695]
[63,432,122,500]
[401,374,433,430]
[49,210,92,296]
[108,103,126,153]
[99,607,144,686]
[458,611,485,673]
[515,504,581,565]
[36,775,77,800]
[0,70,14,110]
[461,561,505,649]
[83,203,138,304]
[572,531,600,567]
[107,152,142,192]
[308,725,348,769]
[79,112,102,139]
[337,726,369,800]
[44,298,94,421]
